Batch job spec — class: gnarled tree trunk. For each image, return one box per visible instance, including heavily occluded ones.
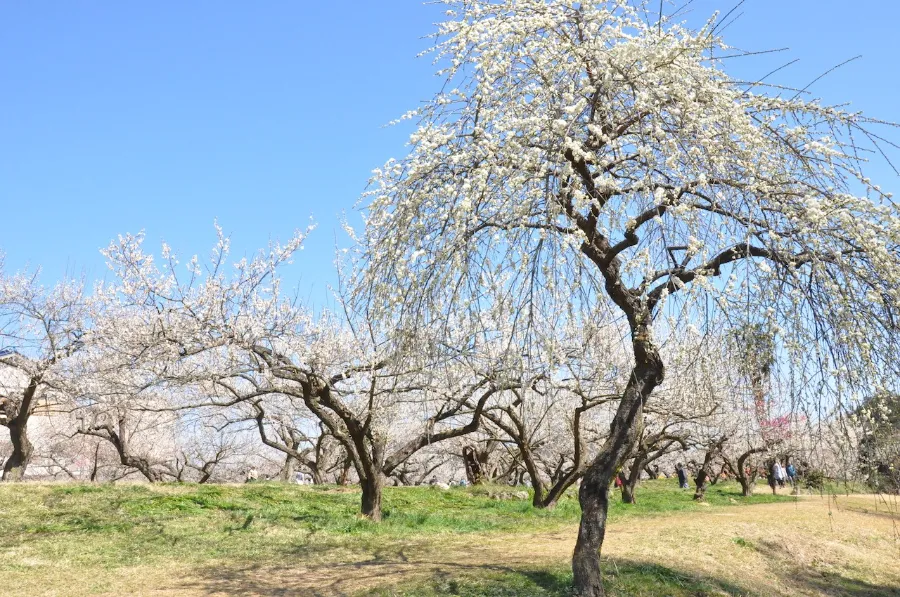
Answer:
[280,454,296,482]
[693,437,727,501]
[462,445,487,485]
[2,379,39,482]
[2,418,33,482]
[723,447,766,497]
[360,472,383,521]
[572,333,663,597]
[620,461,640,505]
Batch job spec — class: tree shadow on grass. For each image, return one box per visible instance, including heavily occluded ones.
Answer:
[793,571,900,597]
[748,537,900,597]
[178,558,756,597]
[601,559,754,597]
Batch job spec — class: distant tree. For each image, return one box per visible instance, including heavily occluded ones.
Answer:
[857,392,900,493]
[98,229,518,521]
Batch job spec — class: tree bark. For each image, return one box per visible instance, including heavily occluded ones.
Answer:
[2,418,34,482]
[723,447,766,497]
[535,400,596,509]
[338,456,352,485]
[621,436,684,504]
[1,378,38,482]
[573,476,613,597]
[572,344,662,597]
[280,454,296,482]
[89,442,101,482]
[540,476,578,509]
[360,472,383,521]
[693,438,726,501]
[462,445,486,485]
[620,463,639,505]
[79,419,166,483]
[693,468,711,500]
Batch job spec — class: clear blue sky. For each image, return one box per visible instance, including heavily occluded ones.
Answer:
[2,1,898,307]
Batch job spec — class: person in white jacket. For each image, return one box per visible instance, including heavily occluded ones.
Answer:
[773,462,785,488]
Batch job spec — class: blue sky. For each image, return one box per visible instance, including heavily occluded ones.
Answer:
[2,1,898,308]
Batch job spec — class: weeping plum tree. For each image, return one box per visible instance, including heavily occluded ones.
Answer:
[359,2,900,594]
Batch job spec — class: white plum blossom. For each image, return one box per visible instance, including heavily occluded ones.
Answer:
[357,2,900,594]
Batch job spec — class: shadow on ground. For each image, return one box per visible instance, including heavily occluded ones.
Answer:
[794,571,900,597]
[179,554,900,597]
[179,558,754,597]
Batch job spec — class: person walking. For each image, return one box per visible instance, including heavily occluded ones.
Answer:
[786,461,798,489]
[676,463,689,489]
[774,461,786,488]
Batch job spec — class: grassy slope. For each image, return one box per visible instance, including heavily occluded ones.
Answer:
[0,480,827,596]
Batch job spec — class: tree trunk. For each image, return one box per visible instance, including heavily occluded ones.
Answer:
[517,447,547,507]
[572,345,662,597]
[573,475,613,597]
[360,473,383,521]
[281,454,296,482]
[2,379,38,483]
[724,447,765,498]
[89,442,101,482]
[693,469,711,500]
[535,401,593,510]
[2,418,33,482]
[463,445,486,485]
[693,438,726,501]
[620,456,644,504]
[338,456,352,485]
[539,471,582,509]
[131,458,165,483]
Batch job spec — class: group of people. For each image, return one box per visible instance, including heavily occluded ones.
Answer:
[294,471,314,485]
[669,459,800,493]
[428,476,468,489]
[767,460,798,493]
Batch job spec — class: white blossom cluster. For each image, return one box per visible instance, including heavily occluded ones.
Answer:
[360,0,900,405]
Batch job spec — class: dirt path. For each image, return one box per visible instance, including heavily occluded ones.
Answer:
[51,495,900,596]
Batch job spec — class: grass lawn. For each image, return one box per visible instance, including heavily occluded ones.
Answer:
[0,480,896,596]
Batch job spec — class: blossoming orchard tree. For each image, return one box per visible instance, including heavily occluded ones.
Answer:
[359,2,900,594]
[98,227,524,520]
[0,263,90,481]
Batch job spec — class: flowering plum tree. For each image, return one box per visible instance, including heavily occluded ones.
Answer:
[479,319,628,507]
[0,264,90,481]
[359,2,900,593]
[98,228,521,520]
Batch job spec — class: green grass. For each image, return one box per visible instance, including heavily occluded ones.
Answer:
[0,480,793,595]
